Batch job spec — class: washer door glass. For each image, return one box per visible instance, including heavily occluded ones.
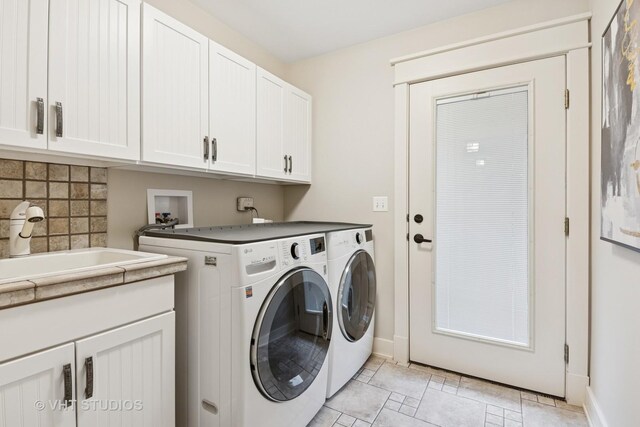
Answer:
[251,268,332,402]
[338,250,376,342]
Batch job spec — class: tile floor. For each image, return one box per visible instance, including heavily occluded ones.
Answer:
[308,355,587,427]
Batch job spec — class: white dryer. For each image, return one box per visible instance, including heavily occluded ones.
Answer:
[325,227,376,398]
[139,226,333,427]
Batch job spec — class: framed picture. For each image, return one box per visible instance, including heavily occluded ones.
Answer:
[601,0,640,251]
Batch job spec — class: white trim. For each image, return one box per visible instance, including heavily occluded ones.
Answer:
[393,15,590,404]
[372,337,394,359]
[584,386,609,427]
[390,12,592,65]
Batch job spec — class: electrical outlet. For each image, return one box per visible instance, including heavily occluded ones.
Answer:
[373,196,388,212]
[237,197,254,212]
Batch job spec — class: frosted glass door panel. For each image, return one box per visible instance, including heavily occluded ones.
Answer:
[434,87,530,346]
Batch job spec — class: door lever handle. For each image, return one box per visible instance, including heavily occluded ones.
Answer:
[414,234,432,244]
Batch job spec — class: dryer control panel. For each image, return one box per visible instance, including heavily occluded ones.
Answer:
[281,235,326,267]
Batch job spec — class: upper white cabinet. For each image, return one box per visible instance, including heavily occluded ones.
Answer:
[0,343,76,427]
[0,0,48,150]
[142,4,209,169]
[257,67,312,183]
[48,0,141,161]
[209,41,257,176]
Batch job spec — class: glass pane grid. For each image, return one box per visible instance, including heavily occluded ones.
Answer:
[434,87,530,347]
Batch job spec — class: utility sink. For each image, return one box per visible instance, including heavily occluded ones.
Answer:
[0,248,167,285]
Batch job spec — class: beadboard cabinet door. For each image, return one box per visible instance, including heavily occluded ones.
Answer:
[284,86,312,183]
[48,0,141,161]
[209,41,256,176]
[0,0,48,150]
[142,4,209,169]
[75,312,175,427]
[0,343,76,427]
[256,67,287,180]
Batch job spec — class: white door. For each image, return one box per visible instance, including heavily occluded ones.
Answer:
[0,0,48,150]
[284,86,312,183]
[408,57,567,396]
[256,67,287,180]
[48,0,141,160]
[209,41,256,176]
[0,343,76,427]
[75,312,175,427]
[142,4,208,169]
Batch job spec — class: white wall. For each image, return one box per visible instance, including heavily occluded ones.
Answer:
[107,0,288,249]
[283,0,590,348]
[588,1,640,426]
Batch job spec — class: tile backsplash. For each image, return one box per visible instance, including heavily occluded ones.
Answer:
[0,159,108,258]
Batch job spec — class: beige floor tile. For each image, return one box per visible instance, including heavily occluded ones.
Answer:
[457,377,522,412]
[485,413,504,425]
[369,363,430,399]
[363,355,386,371]
[325,380,390,423]
[337,413,357,426]
[308,406,341,427]
[487,405,504,416]
[372,408,437,427]
[384,400,401,411]
[399,404,417,417]
[389,392,405,403]
[415,389,486,427]
[521,400,587,427]
[554,400,584,413]
[353,420,372,427]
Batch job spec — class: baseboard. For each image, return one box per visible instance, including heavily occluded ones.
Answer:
[566,372,589,405]
[393,334,409,364]
[584,386,609,427]
[372,337,394,358]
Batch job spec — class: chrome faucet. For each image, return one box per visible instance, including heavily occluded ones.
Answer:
[9,201,45,257]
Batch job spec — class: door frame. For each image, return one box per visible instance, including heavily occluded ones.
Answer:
[391,13,591,405]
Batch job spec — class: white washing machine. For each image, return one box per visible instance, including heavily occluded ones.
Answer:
[139,226,333,427]
[325,227,376,398]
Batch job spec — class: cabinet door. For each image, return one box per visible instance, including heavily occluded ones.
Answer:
[142,4,208,169]
[0,343,76,427]
[284,86,312,183]
[0,0,48,150]
[48,0,141,160]
[256,67,287,180]
[75,312,175,427]
[209,41,256,176]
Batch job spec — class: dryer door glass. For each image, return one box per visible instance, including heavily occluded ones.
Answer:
[338,250,376,342]
[251,268,333,402]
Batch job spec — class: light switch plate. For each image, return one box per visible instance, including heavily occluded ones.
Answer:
[373,196,388,212]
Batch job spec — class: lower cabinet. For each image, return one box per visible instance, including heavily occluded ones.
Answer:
[0,312,175,427]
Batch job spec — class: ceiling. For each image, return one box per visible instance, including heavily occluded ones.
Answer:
[192,0,514,62]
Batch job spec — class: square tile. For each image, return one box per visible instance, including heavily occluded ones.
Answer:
[404,397,420,408]
[90,200,107,216]
[521,400,587,427]
[442,385,458,394]
[49,164,69,181]
[363,355,386,371]
[70,217,89,234]
[90,183,107,199]
[457,377,522,412]
[32,219,47,237]
[49,182,69,199]
[0,220,9,239]
[25,162,46,180]
[353,421,372,427]
[487,405,504,417]
[71,201,89,217]
[372,408,436,427]
[71,234,90,250]
[536,395,555,406]
[384,400,401,411]
[504,420,522,427]
[389,393,406,403]
[49,236,69,252]
[356,372,372,383]
[49,218,69,235]
[430,375,445,384]
[48,200,69,217]
[427,380,443,391]
[90,233,107,247]
[0,200,23,218]
[486,413,504,425]
[337,413,356,426]
[31,237,48,253]
[0,240,8,258]
[0,180,22,198]
[399,404,416,417]
[520,391,537,401]
[90,167,107,183]
[70,183,89,199]
[554,400,583,413]
[415,389,486,427]
[70,166,89,182]
[369,361,430,399]
[308,406,340,427]
[505,410,522,422]
[325,380,390,423]
[25,180,46,198]
[0,160,23,179]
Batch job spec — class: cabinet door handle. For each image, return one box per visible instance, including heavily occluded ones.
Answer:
[212,137,217,162]
[284,155,288,173]
[288,155,292,174]
[63,363,72,406]
[55,102,63,137]
[203,136,210,161]
[84,357,94,399]
[36,98,44,134]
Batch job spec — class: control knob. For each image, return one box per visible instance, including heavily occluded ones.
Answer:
[290,243,300,260]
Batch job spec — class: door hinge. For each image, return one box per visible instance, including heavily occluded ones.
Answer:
[565,89,570,109]
[564,344,570,364]
[406,213,410,222]
[564,217,570,236]
[406,233,409,241]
